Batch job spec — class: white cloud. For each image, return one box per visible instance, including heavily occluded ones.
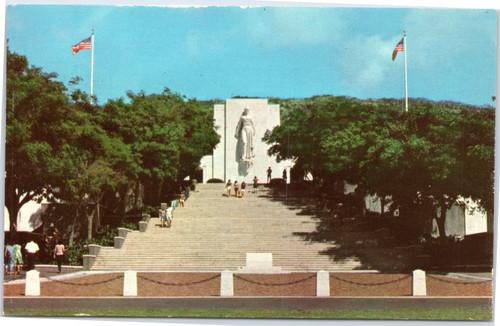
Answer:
[336,34,399,95]
[243,7,345,48]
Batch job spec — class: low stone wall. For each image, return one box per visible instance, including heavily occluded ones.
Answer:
[83,214,151,270]
[5,270,492,298]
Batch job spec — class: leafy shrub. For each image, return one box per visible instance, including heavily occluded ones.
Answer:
[142,205,159,217]
[64,223,140,266]
[120,222,139,231]
[207,178,224,183]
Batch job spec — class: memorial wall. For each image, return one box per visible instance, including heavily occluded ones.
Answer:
[200,99,291,184]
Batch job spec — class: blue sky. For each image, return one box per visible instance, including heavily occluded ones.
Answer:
[5,4,497,107]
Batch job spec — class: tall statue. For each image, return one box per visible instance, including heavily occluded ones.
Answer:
[234,107,255,163]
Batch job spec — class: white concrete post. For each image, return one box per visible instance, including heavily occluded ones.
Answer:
[114,236,125,248]
[316,271,330,297]
[82,255,96,270]
[139,221,148,232]
[88,244,101,256]
[220,270,234,296]
[412,269,427,296]
[123,271,137,296]
[25,270,40,296]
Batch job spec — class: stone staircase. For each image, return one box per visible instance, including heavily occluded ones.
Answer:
[90,183,393,272]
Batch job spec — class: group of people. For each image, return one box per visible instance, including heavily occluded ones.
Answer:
[224,174,263,197]
[4,242,24,275]
[225,179,247,198]
[5,222,70,275]
[159,185,191,228]
[4,239,59,274]
[266,166,288,183]
[267,166,272,183]
[159,204,174,228]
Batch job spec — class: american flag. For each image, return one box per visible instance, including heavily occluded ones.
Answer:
[71,36,91,55]
[392,37,404,61]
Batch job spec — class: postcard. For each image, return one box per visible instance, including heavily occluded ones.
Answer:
[2,1,496,322]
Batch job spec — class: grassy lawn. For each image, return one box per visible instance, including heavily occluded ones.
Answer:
[4,307,492,320]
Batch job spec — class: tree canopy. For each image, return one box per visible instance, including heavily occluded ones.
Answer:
[5,47,83,236]
[264,96,494,239]
[6,46,493,244]
[5,47,219,242]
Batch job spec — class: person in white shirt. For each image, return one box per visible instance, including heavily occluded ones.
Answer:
[166,204,173,227]
[25,240,39,271]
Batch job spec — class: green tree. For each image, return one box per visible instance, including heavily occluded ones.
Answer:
[60,87,134,243]
[5,47,81,238]
[264,96,348,184]
[100,88,219,209]
[265,96,494,240]
[61,159,126,245]
[176,99,220,182]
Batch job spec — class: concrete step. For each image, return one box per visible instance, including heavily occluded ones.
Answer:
[90,183,403,271]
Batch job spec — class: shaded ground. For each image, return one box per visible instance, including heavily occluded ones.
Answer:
[260,183,407,271]
[263,182,493,273]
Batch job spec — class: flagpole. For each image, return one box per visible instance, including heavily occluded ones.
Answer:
[404,30,408,112]
[90,29,94,104]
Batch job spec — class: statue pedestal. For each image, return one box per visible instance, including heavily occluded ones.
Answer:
[238,253,282,273]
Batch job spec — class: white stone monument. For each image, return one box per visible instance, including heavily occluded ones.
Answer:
[316,271,330,297]
[238,253,282,273]
[201,99,290,184]
[123,270,137,296]
[25,270,40,296]
[412,269,427,296]
[220,270,234,297]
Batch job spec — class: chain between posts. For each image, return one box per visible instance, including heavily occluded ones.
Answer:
[41,273,123,286]
[233,274,316,286]
[35,272,491,288]
[427,274,492,285]
[137,274,220,286]
[330,274,411,286]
